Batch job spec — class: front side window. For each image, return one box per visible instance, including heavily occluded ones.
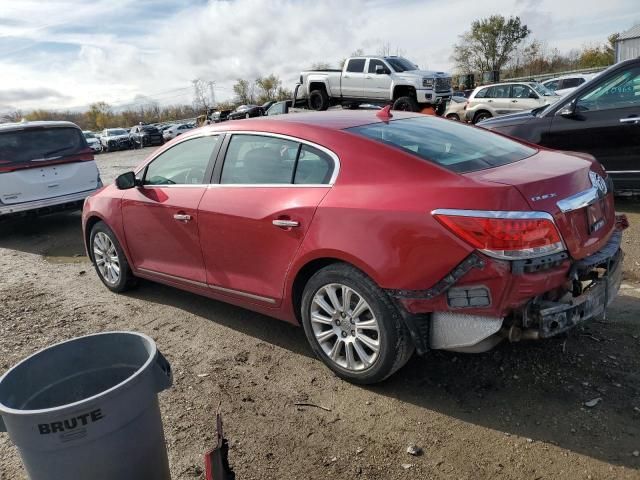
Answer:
[346,59,366,73]
[348,116,537,173]
[144,135,218,185]
[577,67,640,112]
[512,85,535,99]
[368,59,387,74]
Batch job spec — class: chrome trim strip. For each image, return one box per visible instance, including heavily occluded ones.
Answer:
[136,268,277,304]
[431,209,555,222]
[606,170,640,173]
[138,268,208,288]
[208,284,277,304]
[556,186,600,213]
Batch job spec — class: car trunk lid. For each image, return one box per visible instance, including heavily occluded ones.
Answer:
[0,126,98,205]
[465,150,615,260]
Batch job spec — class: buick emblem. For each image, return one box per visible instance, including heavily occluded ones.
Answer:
[589,171,607,195]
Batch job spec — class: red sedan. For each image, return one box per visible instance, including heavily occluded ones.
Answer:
[82,109,626,384]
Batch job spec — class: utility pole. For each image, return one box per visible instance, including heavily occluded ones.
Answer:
[208,81,216,109]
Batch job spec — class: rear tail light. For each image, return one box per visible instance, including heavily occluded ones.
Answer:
[432,209,565,260]
[463,101,468,110]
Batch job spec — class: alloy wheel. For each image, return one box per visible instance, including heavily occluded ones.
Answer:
[93,232,120,285]
[310,283,380,371]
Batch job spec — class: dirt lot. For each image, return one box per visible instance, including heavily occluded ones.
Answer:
[1,148,639,480]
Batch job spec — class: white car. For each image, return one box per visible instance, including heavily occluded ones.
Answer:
[542,74,598,96]
[83,131,101,153]
[0,121,102,217]
[162,124,194,141]
[443,96,468,121]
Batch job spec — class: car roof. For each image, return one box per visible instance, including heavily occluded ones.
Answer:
[197,110,424,134]
[0,120,80,133]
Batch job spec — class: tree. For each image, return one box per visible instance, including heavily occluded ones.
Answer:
[232,78,255,104]
[452,15,530,76]
[85,102,112,130]
[192,79,211,113]
[255,74,281,104]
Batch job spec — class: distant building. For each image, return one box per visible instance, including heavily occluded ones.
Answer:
[616,24,640,62]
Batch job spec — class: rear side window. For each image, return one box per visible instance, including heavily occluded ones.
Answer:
[487,85,511,98]
[474,87,489,99]
[561,78,584,89]
[294,145,334,184]
[348,116,537,173]
[0,127,86,165]
[346,59,366,73]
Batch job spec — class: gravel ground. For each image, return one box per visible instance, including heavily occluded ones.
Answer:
[1,148,639,480]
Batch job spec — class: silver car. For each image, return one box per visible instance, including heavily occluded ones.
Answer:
[464,82,559,123]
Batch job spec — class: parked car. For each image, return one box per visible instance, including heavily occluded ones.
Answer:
[211,109,233,123]
[82,110,625,384]
[83,131,102,153]
[266,100,293,116]
[295,55,453,114]
[1,121,102,217]
[227,102,271,120]
[479,58,640,194]
[162,124,193,141]
[130,125,164,148]
[99,128,132,152]
[542,73,598,96]
[464,82,560,123]
[443,96,467,121]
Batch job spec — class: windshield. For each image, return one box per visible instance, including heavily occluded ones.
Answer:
[385,57,418,72]
[84,132,96,139]
[107,129,128,136]
[347,116,537,173]
[0,127,86,165]
[530,83,556,96]
[141,126,158,133]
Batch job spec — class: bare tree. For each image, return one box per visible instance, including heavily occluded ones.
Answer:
[232,79,255,104]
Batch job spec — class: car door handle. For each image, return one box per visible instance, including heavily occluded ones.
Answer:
[272,219,299,228]
[365,76,372,79]
[511,100,518,103]
[620,117,640,124]
[173,213,192,222]
[487,100,493,103]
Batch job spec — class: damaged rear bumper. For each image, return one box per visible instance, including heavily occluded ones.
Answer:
[389,226,625,354]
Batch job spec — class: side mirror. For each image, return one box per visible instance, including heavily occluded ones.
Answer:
[529,92,539,99]
[557,101,576,117]
[116,171,137,190]
[375,65,388,75]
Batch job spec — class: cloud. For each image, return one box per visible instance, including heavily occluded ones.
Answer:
[0,0,637,110]
[0,87,70,103]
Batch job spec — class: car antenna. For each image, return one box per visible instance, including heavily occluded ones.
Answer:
[376,105,393,121]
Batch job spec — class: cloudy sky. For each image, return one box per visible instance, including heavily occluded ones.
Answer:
[0,0,638,113]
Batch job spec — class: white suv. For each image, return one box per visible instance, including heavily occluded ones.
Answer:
[542,74,598,96]
[0,121,102,217]
[464,82,559,123]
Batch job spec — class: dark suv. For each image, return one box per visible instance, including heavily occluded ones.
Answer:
[130,125,164,148]
[479,58,640,194]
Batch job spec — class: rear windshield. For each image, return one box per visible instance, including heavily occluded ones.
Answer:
[0,127,86,165]
[141,126,159,133]
[347,116,536,173]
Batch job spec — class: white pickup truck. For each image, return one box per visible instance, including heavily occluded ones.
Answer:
[294,56,453,114]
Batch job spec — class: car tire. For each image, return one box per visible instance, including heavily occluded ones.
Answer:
[446,113,460,121]
[308,89,330,111]
[473,111,492,124]
[392,96,419,112]
[245,113,251,119]
[300,263,414,384]
[89,221,137,293]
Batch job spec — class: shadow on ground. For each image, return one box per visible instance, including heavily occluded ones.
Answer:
[130,278,640,470]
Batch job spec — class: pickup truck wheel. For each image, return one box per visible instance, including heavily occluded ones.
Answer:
[392,96,419,112]
[301,263,414,384]
[308,89,329,111]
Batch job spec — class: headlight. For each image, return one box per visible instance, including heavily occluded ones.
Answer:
[423,77,434,88]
